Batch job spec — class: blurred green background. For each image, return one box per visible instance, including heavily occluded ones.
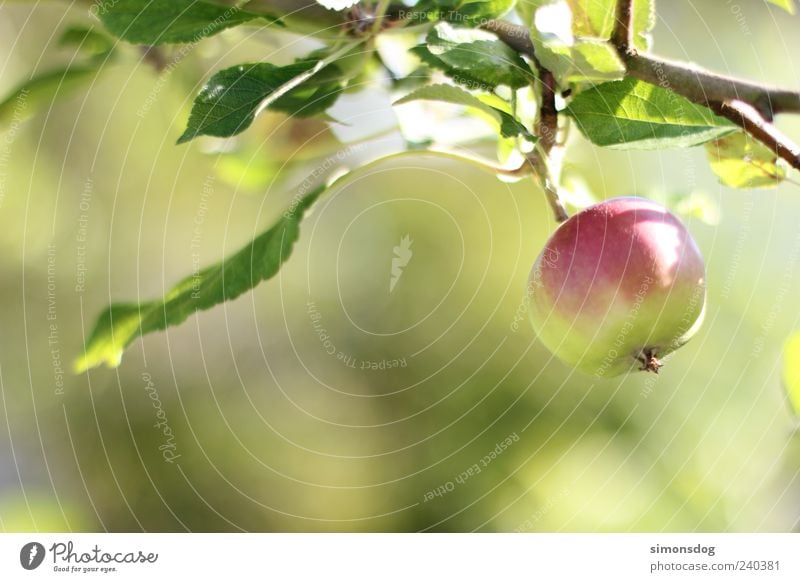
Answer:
[1,0,799,532]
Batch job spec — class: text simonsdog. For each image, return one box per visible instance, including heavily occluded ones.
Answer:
[650,544,716,557]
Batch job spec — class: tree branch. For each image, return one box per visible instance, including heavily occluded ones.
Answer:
[623,54,800,118]
[709,100,800,168]
[608,0,800,171]
[487,17,800,172]
[488,19,800,116]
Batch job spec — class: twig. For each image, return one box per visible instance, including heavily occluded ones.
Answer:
[487,19,800,116]
[481,21,568,221]
[487,16,800,172]
[527,152,569,223]
[608,0,800,118]
[610,0,633,54]
[530,63,569,223]
[139,46,167,73]
[536,66,558,153]
[623,54,800,118]
[609,0,800,171]
[482,20,535,58]
[708,100,800,168]
[479,21,569,221]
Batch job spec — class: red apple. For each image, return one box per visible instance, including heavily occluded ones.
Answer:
[527,197,706,376]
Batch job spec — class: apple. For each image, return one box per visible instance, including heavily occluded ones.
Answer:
[527,197,706,376]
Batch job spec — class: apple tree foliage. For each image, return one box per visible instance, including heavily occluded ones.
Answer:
[2,0,798,393]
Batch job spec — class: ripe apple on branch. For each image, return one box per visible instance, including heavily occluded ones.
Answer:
[527,197,706,377]
[7,0,793,377]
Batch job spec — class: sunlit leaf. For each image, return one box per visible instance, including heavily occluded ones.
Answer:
[631,0,657,49]
[178,60,343,144]
[0,66,100,128]
[530,0,652,83]
[0,24,117,127]
[416,23,533,90]
[766,0,796,14]
[566,78,736,149]
[515,0,536,27]
[411,0,516,26]
[58,25,116,59]
[782,331,800,416]
[411,46,490,90]
[706,132,785,189]
[566,0,655,50]
[394,84,536,142]
[668,191,720,226]
[75,184,325,372]
[559,170,598,212]
[533,37,625,84]
[98,0,265,45]
[214,152,277,190]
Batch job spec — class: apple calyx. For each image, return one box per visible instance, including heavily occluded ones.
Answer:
[637,348,663,374]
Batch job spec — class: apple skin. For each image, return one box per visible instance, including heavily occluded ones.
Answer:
[527,197,706,377]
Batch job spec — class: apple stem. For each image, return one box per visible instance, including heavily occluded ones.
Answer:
[638,349,663,374]
[526,65,569,223]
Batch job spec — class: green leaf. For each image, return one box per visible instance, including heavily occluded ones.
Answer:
[533,37,625,84]
[177,60,343,144]
[766,0,796,14]
[631,0,657,50]
[416,23,533,90]
[0,24,116,127]
[515,0,536,27]
[782,331,800,416]
[214,152,277,190]
[529,0,652,83]
[98,0,262,45]
[705,132,785,189]
[565,78,736,149]
[566,0,655,50]
[411,46,489,90]
[0,66,100,128]
[74,184,325,372]
[412,0,516,26]
[58,25,116,59]
[394,83,536,141]
[452,0,516,24]
[667,191,720,226]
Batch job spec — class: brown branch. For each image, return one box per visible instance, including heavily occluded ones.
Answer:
[481,20,568,222]
[536,66,558,153]
[708,100,800,168]
[610,0,634,55]
[609,0,800,171]
[623,54,800,119]
[481,24,567,219]
[139,46,168,73]
[487,17,800,172]
[527,152,569,223]
[482,20,536,58]
[487,19,800,116]
[531,64,569,222]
